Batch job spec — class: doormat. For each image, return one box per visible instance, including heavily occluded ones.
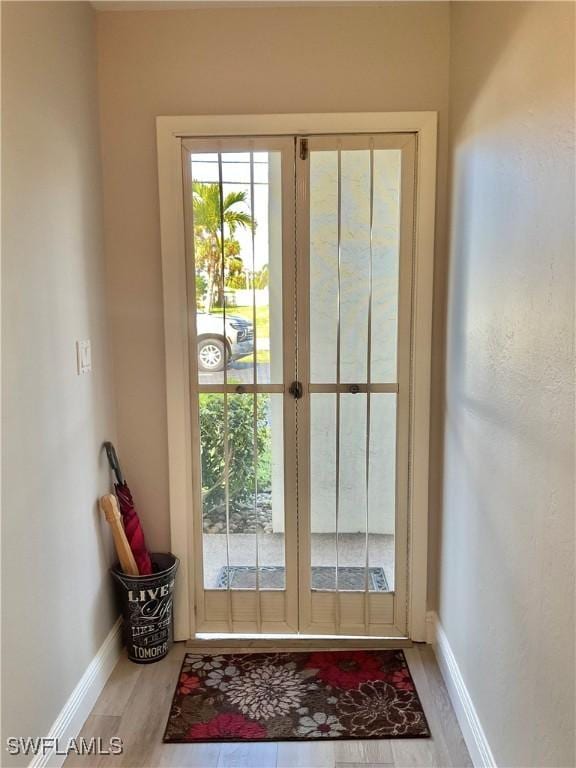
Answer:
[215,565,389,592]
[164,650,430,743]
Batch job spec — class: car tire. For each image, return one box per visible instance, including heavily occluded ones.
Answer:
[198,338,227,372]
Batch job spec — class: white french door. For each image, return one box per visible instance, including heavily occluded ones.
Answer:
[297,134,415,636]
[181,132,416,638]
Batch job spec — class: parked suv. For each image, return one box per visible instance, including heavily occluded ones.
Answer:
[196,312,254,372]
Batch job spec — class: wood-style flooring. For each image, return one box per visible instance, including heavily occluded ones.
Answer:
[64,643,472,768]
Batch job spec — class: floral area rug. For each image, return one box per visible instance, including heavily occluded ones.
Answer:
[163,650,430,743]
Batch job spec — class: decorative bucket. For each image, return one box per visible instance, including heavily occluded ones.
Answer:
[111,553,179,664]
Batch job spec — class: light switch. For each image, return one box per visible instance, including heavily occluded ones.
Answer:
[76,340,92,375]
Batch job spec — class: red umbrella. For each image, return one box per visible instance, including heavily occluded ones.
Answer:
[104,442,153,575]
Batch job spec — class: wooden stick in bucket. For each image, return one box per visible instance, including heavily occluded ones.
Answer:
[100,494,139,576]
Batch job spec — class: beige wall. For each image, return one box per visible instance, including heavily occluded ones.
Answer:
[1,2,117,759]
[439,3,575,766]
[2,3,574,764]
[96,3,451,554]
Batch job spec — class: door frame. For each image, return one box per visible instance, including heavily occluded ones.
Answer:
[156,112,437,642]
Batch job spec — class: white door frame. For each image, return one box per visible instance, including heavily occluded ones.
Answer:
[156,112,437,642]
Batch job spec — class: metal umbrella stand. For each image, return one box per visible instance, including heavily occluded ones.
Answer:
[104,442,179,663]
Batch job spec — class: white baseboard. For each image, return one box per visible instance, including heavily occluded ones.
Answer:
[30,617,122,768]
[427,611,497,768]
[425,609,436,644]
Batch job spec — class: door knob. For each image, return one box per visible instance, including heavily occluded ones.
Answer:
[289,381,303,399]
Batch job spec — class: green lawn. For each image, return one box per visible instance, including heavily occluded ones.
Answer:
[212,304,269,340]
[242,350,271,365]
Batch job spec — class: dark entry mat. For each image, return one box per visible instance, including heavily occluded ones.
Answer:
[215,565,388,591]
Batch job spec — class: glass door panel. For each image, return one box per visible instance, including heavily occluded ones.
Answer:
[301,134,416,636]
[183,138,297,633]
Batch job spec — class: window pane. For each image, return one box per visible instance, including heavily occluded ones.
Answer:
[368,394,396,591]
[190,151,283,387]
[309,152,338,383]
[310,392,395,592]
[371,150,401,382]
[310,394,337,589]
[340,151,371,383]
[255,393,285,590]
[309,148,401,385]
[201,393,285,590]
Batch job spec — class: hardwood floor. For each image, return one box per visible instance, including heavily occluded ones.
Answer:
[64,643,472,768]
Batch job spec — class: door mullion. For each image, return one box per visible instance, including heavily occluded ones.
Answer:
[334,143,342,634]
[363,139,375,635]
[216,150,234,633]
[182,143,203,638]
[280,137,300,633]
[295,136,312,633]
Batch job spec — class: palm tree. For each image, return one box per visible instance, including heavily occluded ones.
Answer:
[254,263,269,289]
[192,182,255,312]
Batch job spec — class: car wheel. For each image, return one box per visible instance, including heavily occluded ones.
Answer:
[198,338,227,372]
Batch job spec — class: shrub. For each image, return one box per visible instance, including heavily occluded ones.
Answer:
[195,274,207,308]
[199,393,271,512]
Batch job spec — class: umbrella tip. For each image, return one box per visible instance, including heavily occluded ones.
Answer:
[103,442,125,486]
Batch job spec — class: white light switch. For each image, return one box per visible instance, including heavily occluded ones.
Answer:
[76,340,92,374]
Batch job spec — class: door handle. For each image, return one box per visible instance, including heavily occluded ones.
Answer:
[288,381,303,399]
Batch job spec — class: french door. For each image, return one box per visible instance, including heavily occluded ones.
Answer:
[181,132,416,637]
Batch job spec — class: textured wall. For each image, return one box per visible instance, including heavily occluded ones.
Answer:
[440,3,575,766]
[1,3,117,760]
